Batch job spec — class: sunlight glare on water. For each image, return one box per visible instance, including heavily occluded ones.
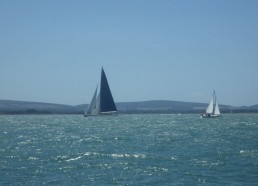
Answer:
[0,114,258,185]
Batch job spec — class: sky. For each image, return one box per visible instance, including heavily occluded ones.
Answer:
[0,0,258,106]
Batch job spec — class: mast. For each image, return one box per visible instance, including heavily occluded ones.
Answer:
[99,68,117,113]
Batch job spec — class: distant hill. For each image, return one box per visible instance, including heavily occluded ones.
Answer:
[248,104,258,109]
[116,100,229,112]
[232,104,258,113]
[0,100,74,114]
[0,99,257,114]
[75,100,233,114]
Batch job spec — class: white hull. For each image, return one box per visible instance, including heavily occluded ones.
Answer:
[200,114,221,118]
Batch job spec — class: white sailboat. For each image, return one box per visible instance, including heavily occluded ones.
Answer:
[201,90,221,118]
[84,68,117,116]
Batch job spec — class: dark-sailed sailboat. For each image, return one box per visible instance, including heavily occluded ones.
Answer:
[84,68,117,116]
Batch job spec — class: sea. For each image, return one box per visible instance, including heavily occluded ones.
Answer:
[0,114,258,185]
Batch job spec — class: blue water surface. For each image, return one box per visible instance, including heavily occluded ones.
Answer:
[0,114,258,185]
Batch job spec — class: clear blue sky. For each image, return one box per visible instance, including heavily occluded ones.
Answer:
[0,0,257,106]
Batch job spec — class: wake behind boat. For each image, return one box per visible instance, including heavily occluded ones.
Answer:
[84,68,117,117]
[201,90,221,118]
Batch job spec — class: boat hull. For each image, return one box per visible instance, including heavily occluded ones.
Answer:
[85,111,117,117]
[201,114,221,118]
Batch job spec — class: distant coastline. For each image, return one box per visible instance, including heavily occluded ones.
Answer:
[1,100,258,115]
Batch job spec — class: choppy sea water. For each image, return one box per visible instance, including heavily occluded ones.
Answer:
[0,114,258,185]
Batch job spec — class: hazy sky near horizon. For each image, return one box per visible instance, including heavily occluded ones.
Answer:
[0,0,258,106]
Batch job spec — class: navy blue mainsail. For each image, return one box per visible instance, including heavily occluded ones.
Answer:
[99,68,117,113]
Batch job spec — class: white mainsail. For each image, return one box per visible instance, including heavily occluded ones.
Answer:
[206,97,214,114]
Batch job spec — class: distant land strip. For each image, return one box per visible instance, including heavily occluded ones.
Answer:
[0,100,258,115]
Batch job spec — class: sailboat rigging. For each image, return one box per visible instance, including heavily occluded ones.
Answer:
[201,90,221,118]
[84,68,117,116]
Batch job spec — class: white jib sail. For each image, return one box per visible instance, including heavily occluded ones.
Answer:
[214,100,220,115]
[87,86,98,115]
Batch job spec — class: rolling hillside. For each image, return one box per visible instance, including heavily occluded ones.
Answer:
[0,100,257,114]
[0,100,73,114]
